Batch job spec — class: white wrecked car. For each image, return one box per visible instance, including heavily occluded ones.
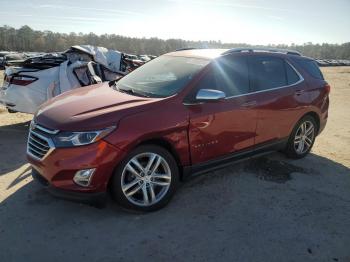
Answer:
[0,45,130,114]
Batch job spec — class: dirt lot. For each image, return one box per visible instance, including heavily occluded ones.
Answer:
[0,70,3,86]
[0,67,349,262]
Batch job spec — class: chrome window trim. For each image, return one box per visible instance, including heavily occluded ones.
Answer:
[183,59,304,105]
[224,60,304,100]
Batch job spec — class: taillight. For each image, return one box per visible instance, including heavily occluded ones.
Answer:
[324,83,331,94]
[11,75,37,86]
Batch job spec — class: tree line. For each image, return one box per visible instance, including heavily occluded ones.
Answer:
[1,25,349,59]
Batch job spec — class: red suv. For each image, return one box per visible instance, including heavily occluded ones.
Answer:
[27,48,329,211]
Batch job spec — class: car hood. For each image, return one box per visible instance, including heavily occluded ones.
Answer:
[35,83,161,131]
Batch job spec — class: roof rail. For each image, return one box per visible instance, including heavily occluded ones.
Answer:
[175,47,204,51]
[222,48,301,56]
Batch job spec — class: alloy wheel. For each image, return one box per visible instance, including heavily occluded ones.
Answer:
[294,120,315,154]
[121,152,172,207]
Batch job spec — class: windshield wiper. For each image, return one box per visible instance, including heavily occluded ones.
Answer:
[110,82,120,91]
[111,83,137,96]
[118,87,150,98]
[112,83,158,98]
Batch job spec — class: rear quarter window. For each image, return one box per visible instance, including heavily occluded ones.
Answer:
[285,62,301,85]
[293,58,324,80]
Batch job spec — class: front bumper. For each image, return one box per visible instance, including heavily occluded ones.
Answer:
[28,139,126,194]
[32,168,107,205]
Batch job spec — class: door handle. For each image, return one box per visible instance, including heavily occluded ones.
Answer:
[295,90,304,96]
[242,101,257,108]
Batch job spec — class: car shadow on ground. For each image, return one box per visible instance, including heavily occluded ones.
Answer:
[0,120,31,176]
[1,140,350,262]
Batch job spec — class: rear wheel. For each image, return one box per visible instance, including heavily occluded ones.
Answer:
[111,145,179,212]
[285,115,317,159]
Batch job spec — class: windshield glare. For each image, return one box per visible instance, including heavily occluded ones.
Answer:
[115,55,209,97]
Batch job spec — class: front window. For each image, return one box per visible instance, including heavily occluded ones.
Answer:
[114,55,209,98]
[195,56,250,97]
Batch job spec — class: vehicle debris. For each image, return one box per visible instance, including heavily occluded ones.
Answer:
[0,45,147,114]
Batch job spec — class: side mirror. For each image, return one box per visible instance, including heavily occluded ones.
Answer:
[196,89,226,102]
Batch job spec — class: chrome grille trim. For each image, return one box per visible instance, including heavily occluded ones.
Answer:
[27,123,57,161]
[28,145,46,157]
[28,140,47,152]
[35,124,59,135]
[28,135,50,149]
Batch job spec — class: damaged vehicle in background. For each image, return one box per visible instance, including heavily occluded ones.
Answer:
[0,51,10,69]
[138,55,151,62]
[0,52,27,69]
[123,54,145,69]
[0,45,139,114]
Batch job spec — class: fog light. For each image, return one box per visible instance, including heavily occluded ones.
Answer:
[73,168,95,187]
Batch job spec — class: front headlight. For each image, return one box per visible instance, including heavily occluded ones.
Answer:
[52,126,116,147]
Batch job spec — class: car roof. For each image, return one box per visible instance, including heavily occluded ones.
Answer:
[166,48,304,60]
[166,49,229,59]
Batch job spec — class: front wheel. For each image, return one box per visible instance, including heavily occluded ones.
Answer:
[111,145,179,212]
[285,115,317,159]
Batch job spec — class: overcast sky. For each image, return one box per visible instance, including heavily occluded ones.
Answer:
[1,0,349,44]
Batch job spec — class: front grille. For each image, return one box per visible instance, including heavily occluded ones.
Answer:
[27,122,58,160]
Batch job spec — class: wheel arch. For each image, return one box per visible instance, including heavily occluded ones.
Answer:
[107,137,185,191]
[287,111,321,143]
[284,110,320,159]
[137,138,184,179]
[303,111,320,134]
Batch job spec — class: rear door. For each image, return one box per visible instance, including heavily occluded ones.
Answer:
[187,55,258,164]
[247,54,307,145]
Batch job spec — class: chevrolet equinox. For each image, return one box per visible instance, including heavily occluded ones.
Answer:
[28,48,329,211]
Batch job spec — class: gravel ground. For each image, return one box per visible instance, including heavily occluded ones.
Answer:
[0,70,3,86]
[0,67,349,262]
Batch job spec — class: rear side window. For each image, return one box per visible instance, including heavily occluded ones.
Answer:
[285,62,301,85]
[293,58,324,80]
[196,56,249,97]
[249,56,302,91]
[249,56,287,91]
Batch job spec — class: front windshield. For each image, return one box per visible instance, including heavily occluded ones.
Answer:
[115,55,210,98]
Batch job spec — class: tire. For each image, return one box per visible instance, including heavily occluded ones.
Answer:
[285,115,317,159]
[111,145,179,212]
[7,108,17,113]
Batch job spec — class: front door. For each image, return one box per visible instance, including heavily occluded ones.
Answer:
[186,55,258,164]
